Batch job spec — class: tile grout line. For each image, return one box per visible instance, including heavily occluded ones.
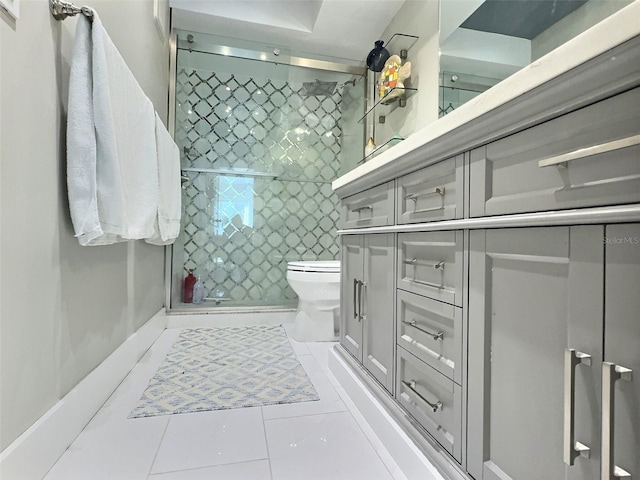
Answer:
[144,401,172,479]
[260,407,275,480]
[144,331,183,480]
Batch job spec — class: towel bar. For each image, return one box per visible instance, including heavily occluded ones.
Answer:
[50,0,93,20]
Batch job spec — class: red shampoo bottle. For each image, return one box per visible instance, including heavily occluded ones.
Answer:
[183,270,196,303]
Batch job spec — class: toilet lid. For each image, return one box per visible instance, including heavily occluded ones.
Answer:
[287,260,340,273]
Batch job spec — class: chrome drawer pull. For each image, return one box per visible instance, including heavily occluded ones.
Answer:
[352,205,373,213]
[405,187,445,201]
[538,134,640,168]
[403,258,445,270]
[402,320,444,340]
[601,362,633,480]
[564,349,592,466]
[402,380,443,413]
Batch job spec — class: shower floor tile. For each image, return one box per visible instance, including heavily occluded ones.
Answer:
[43,324,409,480]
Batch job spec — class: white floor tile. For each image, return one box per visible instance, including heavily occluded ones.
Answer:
[150,407,268,474]
[265,411,395,480]
[261,354,347,420]
[148,460,271,480]
[43,324,412,480]
[43,413,168,480]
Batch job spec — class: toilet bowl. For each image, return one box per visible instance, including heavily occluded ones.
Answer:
[286,260,341,342]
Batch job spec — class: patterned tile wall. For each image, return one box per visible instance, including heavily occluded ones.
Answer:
[175,67,344,306]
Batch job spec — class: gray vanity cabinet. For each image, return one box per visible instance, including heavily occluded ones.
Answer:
[468,224,640,480]
[340,233,396,393]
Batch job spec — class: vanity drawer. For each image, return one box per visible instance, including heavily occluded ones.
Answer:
[470,87,640,217]
[397,231,463,306]
[396,346,462,462]
[397,290,462,384]
[340,181,395,229]
[396,154,463,224]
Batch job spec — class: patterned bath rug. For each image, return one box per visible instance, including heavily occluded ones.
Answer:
[129,325,319,418]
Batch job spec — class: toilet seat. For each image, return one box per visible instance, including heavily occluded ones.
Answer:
[287,260,340,273]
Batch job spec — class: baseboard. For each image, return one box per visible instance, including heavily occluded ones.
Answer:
[328,346,467,480]
[0,309,166,480]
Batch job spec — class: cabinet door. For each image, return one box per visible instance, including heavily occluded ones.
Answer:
[341,235,363,360]
[468,226,603,480]
[363,234,395,393]
[603,223,640,480]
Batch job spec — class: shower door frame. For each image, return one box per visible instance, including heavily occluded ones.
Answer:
[164,29,366,313]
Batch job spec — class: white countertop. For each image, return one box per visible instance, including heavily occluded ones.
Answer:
[332,1,640,192]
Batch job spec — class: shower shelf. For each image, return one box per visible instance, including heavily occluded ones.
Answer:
[384,33,419,60]
[357,32,419,165]
[357,87,418,124]
[357,135,405,164]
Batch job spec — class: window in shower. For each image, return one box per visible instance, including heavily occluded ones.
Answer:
[213,176,255,236]
[169,31,365,310]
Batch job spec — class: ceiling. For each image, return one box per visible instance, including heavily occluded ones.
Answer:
[170,0,407,62]
[461,0,588,39]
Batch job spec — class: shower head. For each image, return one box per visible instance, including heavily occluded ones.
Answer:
[301,80,338,97]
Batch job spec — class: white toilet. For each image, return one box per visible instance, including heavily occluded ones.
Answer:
[286,260,341,342]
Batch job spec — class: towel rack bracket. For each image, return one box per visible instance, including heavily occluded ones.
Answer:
[50,0,93,20]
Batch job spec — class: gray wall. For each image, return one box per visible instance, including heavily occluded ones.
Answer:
[0,0,169,451]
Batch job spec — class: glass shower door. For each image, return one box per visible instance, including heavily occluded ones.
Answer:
[170,31,364,310]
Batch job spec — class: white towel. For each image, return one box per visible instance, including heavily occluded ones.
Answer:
[67,11,158,246]
[67,13,102,245]
[146,113,182,246]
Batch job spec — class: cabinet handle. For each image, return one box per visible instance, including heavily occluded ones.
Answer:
[563,349,592,466]
[405,187,445,201]
[402,320,444,341]
[352,205,373,213]
[406,188,445,213]
[353,278,359,320]
[538,134,640,168]
[404,258,445,270]
[359,281,366,322]
[402,380,443,413]
[602,362,633,480]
